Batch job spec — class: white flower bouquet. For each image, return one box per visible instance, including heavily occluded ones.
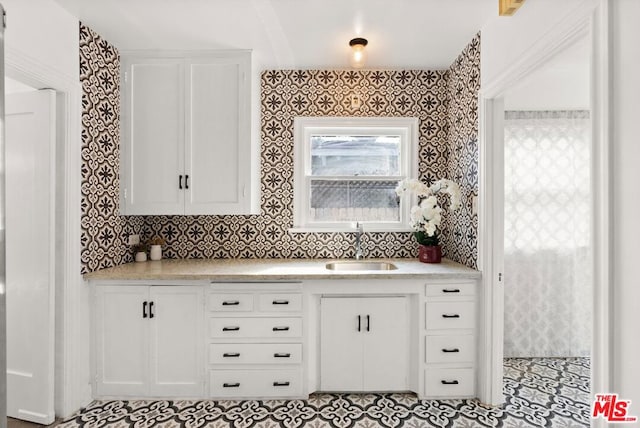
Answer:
[395,178,461,247]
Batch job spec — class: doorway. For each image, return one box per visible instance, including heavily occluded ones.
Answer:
[478,3,611,415]
[502,36,591,360]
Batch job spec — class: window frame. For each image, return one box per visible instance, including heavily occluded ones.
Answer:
[291,116,418,232]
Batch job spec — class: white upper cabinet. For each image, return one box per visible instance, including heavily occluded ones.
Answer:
[120,51,252,215]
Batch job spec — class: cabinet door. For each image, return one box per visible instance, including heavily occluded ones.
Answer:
[149,286,204,396]
[95,286,149,396]
[184,54,250,214]
[320,297,363,391]
[362,297,409,391]
[121,57,185,215]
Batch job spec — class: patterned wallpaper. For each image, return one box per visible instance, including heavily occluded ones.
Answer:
[80,24,144,274]
[79,24,480,273]
[443,34,480,268]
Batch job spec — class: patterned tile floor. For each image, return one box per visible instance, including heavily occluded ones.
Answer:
[58,358,590,428]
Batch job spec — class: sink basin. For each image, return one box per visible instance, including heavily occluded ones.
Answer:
[325,261,398,271]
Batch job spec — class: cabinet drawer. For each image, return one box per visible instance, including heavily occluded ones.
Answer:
[209,294,253,312]
[209,343,302,364]
[424,368,475,398]
[258,294,302,312]
[209,317,302,338]
[425,335,475,364]
[426,302,475,330]
[425,282,475,298]
[209,369,302,398]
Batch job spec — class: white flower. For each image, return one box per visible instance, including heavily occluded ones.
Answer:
[396,177,462,238]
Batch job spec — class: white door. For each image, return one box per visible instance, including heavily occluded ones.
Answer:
[95,285,149,396]
[320,297,363,391]
[149,286,203,396]
[5,90,56,424]
[121,57,185,215]
[362,297,408,391]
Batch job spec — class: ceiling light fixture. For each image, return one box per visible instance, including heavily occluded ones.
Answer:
[349,37,368,68]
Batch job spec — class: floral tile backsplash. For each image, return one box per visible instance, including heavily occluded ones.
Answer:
[80,23,479,273]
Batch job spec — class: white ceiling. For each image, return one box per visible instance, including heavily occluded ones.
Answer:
[53,0,496,69]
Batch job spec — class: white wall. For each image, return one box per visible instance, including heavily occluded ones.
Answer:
[611,0,640,409]
[2,0,78,82]
[1,0,87,419]
[504,37,590,111]
[481,0,595,89]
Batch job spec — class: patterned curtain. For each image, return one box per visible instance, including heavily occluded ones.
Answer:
[503,111,591,357]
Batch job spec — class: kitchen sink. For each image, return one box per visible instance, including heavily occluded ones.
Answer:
[325,261,398,271]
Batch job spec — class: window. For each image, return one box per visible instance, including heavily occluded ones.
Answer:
[292,117,418,231]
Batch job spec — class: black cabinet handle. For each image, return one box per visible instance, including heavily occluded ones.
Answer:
[185,175,189,189]
[273,382,290,387]
[142,301,148,318]
[222,301,240,306]
[223,326,240,331]
[274,353,291,358]
[223,383,240,388]
[441,380,459,385]
[442,348,460,353]
[357,315,361,332]
[273,326,290,331]
[366,315,370,332]
[442,288,461,293]
[149,301,155,318]
[223,352,240,358]
[442,314,460,319]
[272,300,289,305]
[179,175,183,189]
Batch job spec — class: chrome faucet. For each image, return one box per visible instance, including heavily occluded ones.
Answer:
[354,222,364,260]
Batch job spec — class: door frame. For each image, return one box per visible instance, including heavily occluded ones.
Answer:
[5,48,84,416]
[477,0,612,414]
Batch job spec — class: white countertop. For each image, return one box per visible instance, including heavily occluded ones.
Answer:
[84,258,481,281]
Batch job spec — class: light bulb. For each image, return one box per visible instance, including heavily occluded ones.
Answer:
[349,38,368,68]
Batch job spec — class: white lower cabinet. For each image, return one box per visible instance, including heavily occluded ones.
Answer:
[93,277,479,400]
[423,282,477,398]
[320,296,409,392]
[207,284,304,398]
[95,285,204,397]
[209,369,302,398]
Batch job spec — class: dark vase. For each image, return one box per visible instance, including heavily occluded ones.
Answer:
[418,245,442,263]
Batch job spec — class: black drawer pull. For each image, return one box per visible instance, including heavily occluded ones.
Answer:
[441,380,459,385]
[442,348,460,353]
[222,326,240,331]
[273,326,290,331]
[223,352,240,358]
[142,301,148,318]
[273,381,290,387]
[272,300,289,305]
[222,301,240,306]
[223,383,240,388]
[442,314,460,319]
[442,288,461,293]
[274,353,291,358]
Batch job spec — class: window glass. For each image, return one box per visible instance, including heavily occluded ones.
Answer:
[310,135,401,176]
[293,117,417,231]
